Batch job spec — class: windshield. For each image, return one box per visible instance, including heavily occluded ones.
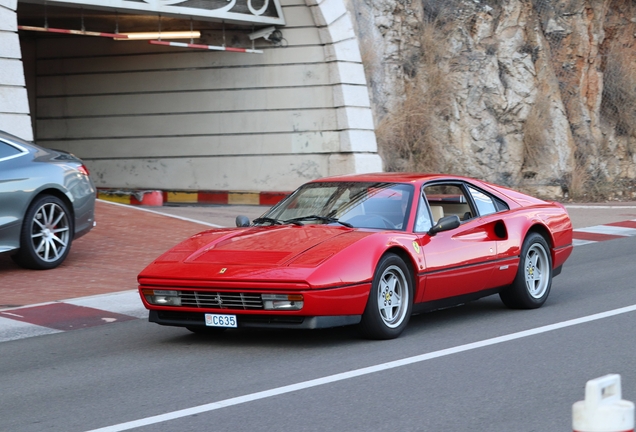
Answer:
[259,182,414,230]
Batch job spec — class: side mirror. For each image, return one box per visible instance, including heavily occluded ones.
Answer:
[428,215,461,236]
[235,215,251,227]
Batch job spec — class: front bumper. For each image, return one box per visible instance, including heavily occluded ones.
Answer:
[149,310,362,329]
[139,282,371,318]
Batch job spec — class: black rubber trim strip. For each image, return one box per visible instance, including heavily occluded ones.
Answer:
[416,256,516,277]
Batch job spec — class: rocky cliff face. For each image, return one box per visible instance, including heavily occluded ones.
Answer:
[349,0,636,200]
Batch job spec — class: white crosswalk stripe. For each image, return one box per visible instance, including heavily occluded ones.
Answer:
[65,290,148,319]
[572,239,596,246]
[0,316,62,343]
[0,290,146,343]
[575,225,636,236]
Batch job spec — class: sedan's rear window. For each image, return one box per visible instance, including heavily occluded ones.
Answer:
[0,140,27,161]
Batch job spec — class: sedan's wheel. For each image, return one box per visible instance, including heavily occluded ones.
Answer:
[499,232,552,309]
[359,253,413,340]
[13,195,73,270]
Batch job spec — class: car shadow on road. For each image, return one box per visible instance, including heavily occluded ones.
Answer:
[156,296,513,348]
[166,325,366,348]
[150,290,570,350]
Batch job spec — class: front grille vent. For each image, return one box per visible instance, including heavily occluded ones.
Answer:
[180,291,264,310]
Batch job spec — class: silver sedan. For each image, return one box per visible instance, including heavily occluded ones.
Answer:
[0,131,96,270]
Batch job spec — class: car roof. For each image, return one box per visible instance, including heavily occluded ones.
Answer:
[308,172,546,211]
[308,172,479,185]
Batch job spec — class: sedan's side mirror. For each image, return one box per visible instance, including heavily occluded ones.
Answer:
[236,215,251,227]
[428,215,461,236]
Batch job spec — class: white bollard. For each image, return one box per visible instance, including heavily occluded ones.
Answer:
[573,374,634,432]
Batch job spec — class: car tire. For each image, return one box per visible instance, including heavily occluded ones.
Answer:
[12,195,74,270]
[359,253,413,340]
[186,326,227,335]
[499,232,552,309]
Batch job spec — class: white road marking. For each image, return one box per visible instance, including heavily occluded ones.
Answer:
[0,291,147,342]
[0,312,24,318]
[575,225,636,236]
[0,317,62,342]
[97,199,223,228]
[572,239,596,246]
[66,290,147,319]
[86,303,636,432]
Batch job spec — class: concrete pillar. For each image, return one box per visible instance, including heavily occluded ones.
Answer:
[0,0,32,140]
[307,0,383,176]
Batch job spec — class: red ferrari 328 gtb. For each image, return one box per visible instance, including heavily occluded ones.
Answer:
[138,173,573,339]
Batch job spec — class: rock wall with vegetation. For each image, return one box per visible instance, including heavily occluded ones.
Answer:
[348,0,636,200]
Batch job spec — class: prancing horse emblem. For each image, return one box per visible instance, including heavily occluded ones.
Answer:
[212,293,223,306]
[219,268,227,273]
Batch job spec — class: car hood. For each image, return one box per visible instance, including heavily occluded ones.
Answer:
[139,225,375,283]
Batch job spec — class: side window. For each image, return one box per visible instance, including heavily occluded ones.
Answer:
[423,183,474,223]
[468,186,507,216]
[0,141,23,161]
[414,194,432,233]
[494,196,509,211]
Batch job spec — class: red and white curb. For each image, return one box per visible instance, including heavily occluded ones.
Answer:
[0,291,146,343]
[96,189,290,207]
[572,220,636,246]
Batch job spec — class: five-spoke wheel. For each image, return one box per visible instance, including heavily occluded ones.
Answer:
[359,253,413,339]
[524,242,550,299]
[500,232,552,309]
[376,264,409,328]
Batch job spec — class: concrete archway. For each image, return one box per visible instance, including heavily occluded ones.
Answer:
[3,0,382,196]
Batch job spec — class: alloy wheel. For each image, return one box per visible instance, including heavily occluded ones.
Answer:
[525,243,549,299]
[29,202,71,263]
[376,264,409,328]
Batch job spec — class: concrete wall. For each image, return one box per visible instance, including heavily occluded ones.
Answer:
[0,0,31,140]
[27,0,382,192]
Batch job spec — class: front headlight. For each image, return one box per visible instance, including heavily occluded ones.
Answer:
[261,294,304,311]
[142,289,182,306]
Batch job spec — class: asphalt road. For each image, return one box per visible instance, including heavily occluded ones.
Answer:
[0,235,635,432]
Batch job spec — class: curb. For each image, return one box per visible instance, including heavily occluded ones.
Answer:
[0,290,146,343]
[572,220,636,245]
[97,189,290,207]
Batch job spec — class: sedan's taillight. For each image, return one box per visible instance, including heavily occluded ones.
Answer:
[77,164,90,176]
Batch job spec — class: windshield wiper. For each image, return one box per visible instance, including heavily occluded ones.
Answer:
[284,215,353,228]
[252,217,283,225]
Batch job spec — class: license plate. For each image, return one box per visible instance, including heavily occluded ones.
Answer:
[205,313,237,328]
